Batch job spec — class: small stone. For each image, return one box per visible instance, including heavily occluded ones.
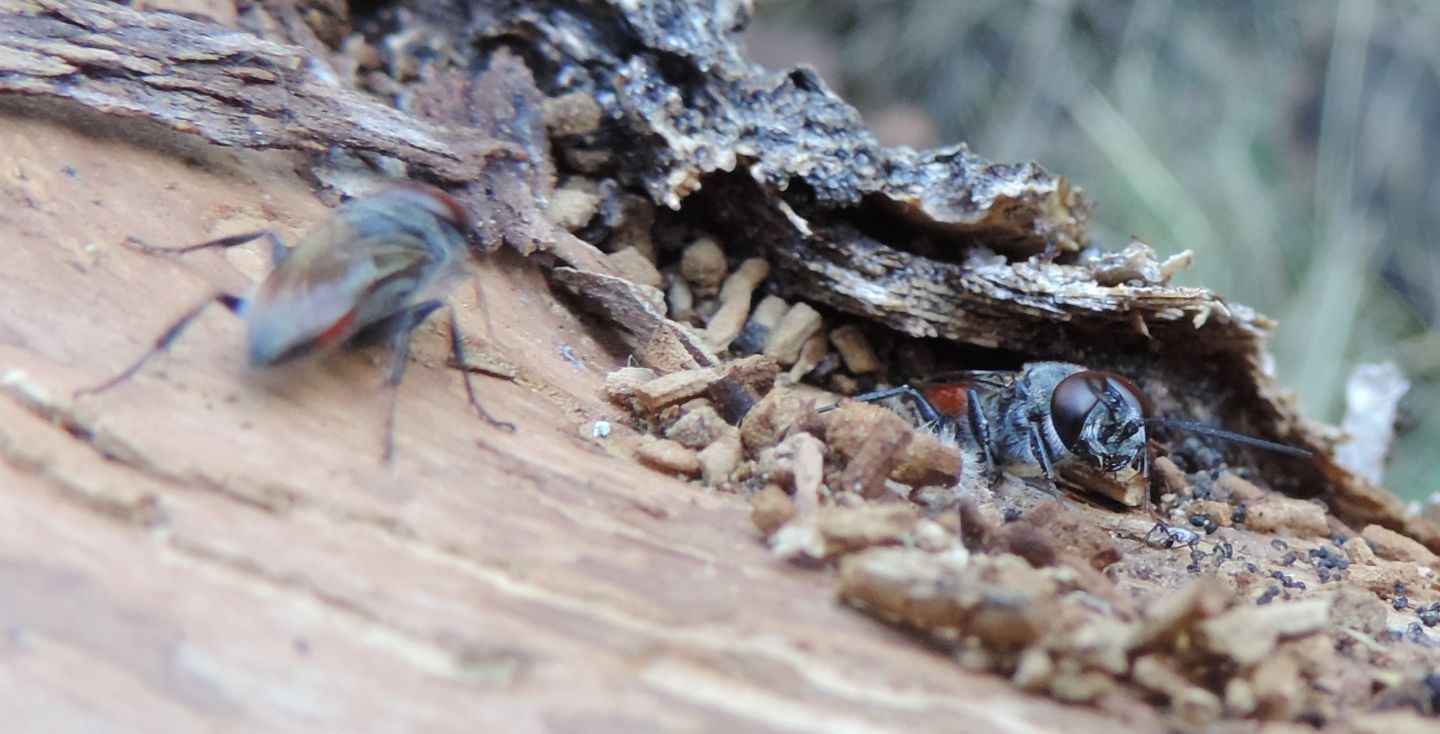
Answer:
[763,302,823,366]
[549,180,601,231]
[1189,499,1234,528]
[748,295,789,331]
[542,91,603,137]
[1012,648,1054,691]
[697,429,743,485]
[1050,671,1119,705]
[1361,524,1438,566]
[665,275,694,321]
[1342,536,1377,565]
[729,320,768,355]
[750,484,795,536]
[634,367,721,412]
[1130,578,1231,651]
[702,258,770,351]
[721,354,782,394]
[827,325,880,374]
[1345,561,1427,595]
[1088,238,1164,286]
[913,519,954,553]
[1196,599,1329,666]
[1150,456,1188,497]
[824,402,912,499]
[1159,250,1194,282]
[786,332,829,382]
[767,517,827,561]
[1242,496,1330,537]
[637,321,713,374]
[633,437,701,477]
[342,35,383,70]
[1224,677,1256,717]
[1215,471,1265,502]
[680,237,728,295]
[632,356,778,414]
[606,246,663,289]
[605,191,657,261]
[1169,685,1223,730]
[753,431,820,498]
[739,386,815,452]
[664,405,730,449]
[890,432,963,488]
[817,504,921,557]
[1249,652,1303,722]
[604,366,657,404]
[730,295,788,354]
[785,432,825,516]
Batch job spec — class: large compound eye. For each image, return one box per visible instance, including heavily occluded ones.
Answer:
[1050,371,1110,452]
[1051,369,1152,454]
[1102,372,1149,420]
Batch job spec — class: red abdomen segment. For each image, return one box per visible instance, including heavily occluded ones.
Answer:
[315,308,359,350]
[923,384,971,419]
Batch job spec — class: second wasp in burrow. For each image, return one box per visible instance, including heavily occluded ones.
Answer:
[827,361,1311,507]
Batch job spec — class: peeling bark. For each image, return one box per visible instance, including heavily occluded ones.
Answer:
[0,0,515,180]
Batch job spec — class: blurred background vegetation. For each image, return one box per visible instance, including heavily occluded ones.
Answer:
[745,0,1440,502]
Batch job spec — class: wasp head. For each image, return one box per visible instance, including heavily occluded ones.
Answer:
[1051,370,1149,472]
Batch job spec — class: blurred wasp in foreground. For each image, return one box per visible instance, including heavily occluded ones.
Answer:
[76,183,515,461]
[827,361,1312,507]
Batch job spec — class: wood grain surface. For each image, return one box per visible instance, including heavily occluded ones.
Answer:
[0,102,1146,733]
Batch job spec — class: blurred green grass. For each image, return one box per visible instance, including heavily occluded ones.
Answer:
[748,0,1440,502]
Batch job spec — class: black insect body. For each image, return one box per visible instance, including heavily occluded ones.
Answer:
[832,363,1147,483]
[77,183,514,460]
[831,361,1311,506]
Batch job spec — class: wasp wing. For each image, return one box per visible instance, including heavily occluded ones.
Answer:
[921,369,1018,391]
[244,228,445,365]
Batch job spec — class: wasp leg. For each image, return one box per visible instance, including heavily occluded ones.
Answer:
[264,233,290,267]
[374,301,480,459]
[834,385,944,425]
[1139,446,1153,514]
[1024,413,1057,483]
[124,230,287,264]
[364,299,517,460]
[1144,522,1172,549]
[445,305,515,434]
[965,386,997,482]
[76,293,245,397]
[375,301,443,463]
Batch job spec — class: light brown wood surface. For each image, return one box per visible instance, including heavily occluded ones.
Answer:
[0,103,1149,733]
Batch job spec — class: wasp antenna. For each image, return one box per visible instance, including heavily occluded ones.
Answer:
[925,370,1010,389]
[124,230,273,256]
[1149,417,1314,459]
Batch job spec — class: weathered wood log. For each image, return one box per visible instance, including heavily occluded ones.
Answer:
[0,2,1143,730]
[3,0,1438,731]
